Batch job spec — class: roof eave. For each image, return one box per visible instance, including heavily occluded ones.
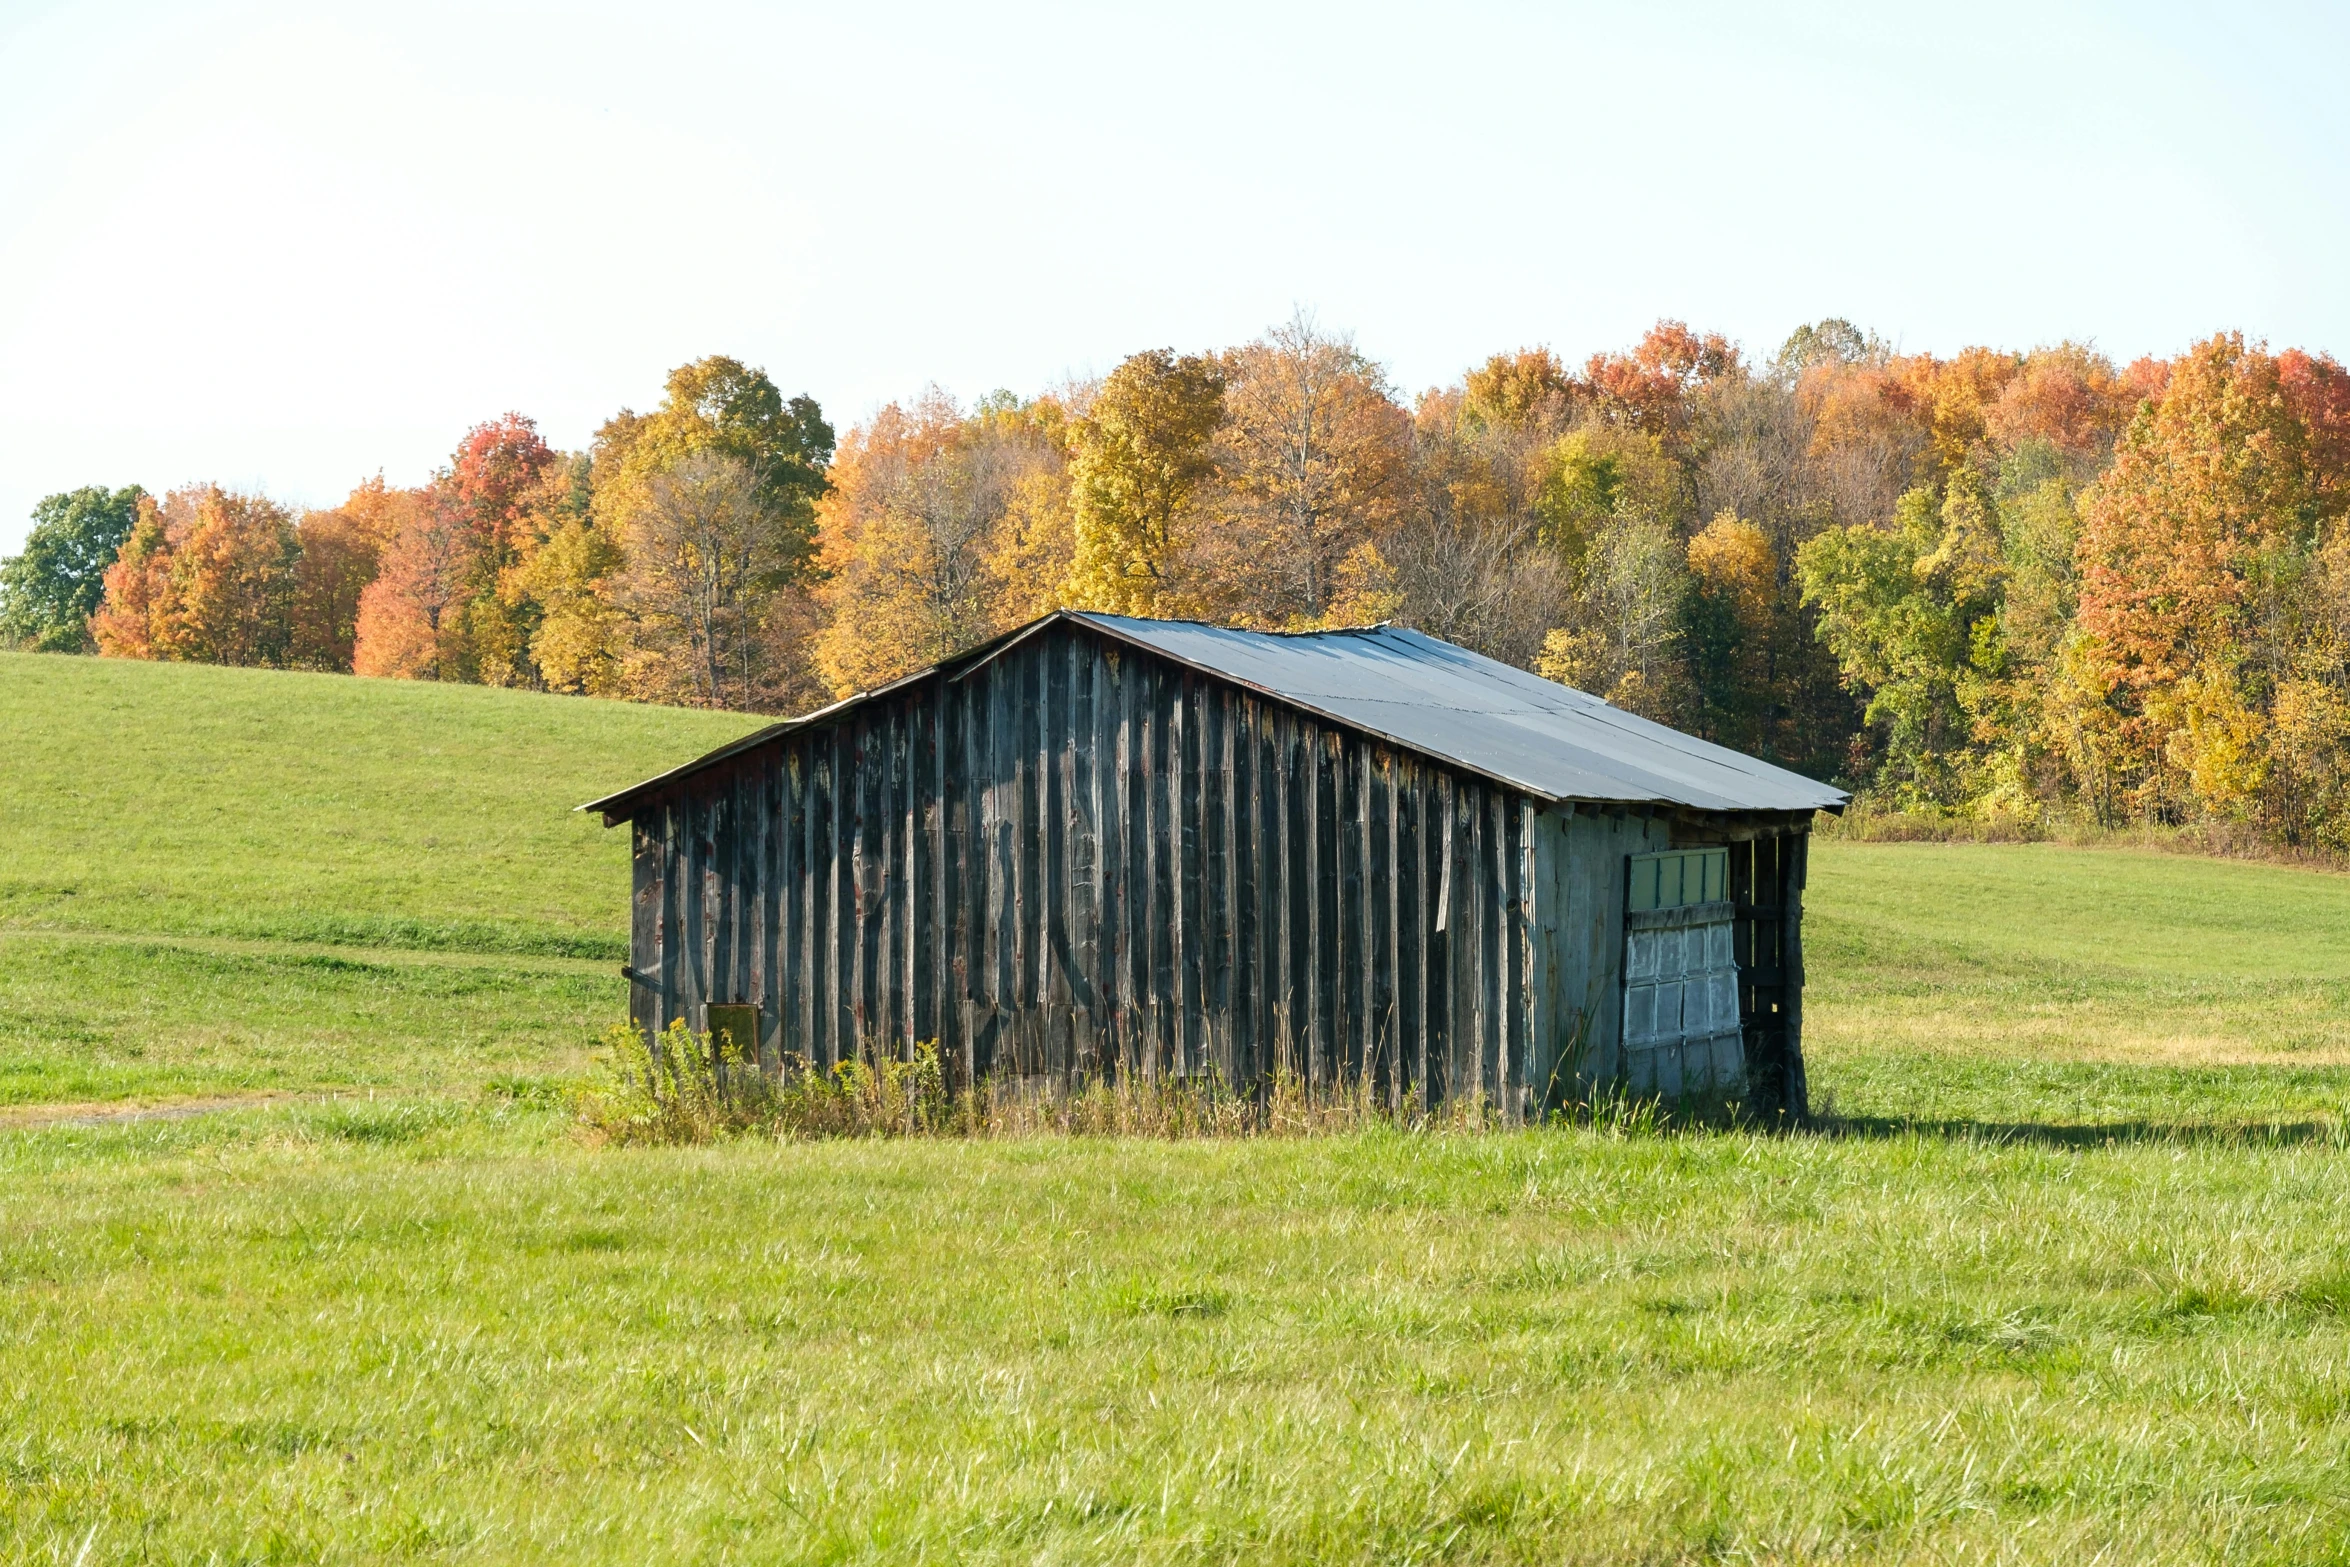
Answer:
[573,615,1078,824]
[576,609,1853,824]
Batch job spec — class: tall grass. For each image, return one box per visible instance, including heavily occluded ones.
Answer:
[1823,798,2350,872]
[573,1021,1577,1144]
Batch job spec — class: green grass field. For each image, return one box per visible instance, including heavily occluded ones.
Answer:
[6,650,2350,1563]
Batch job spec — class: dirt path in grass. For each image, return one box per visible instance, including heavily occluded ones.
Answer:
[0,1093,295,1131]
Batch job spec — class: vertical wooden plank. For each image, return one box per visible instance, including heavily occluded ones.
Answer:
[1352,739,1371,1081]
[1338,735,1362,1081]
[1399,764,1424,1104]
[1455,778,1477,1108]
[1001,652,1023,1073]
[1176,674,1203,1075]
[834,726,857,1066]
[693,786,716,1021]
[951,678,976,1082]
[1508,797,1532,1120]
[656,803,679,1035]
[1149,663,1174,1078]
[1216,687,1239,1082]
[1783,829,1810,1118]
[1730,834,1752,1050]
[1069,632,1098,1076]
[1362,751,1385,1100]
[1120,648,1144,1075]
[1096,639,1117,1072]
[1238,699,1258,1081]
[926,682,947,1053]
[1043,634,1072,1083]
[1428,770,1447,1104]
[1483,787,1505,1113]
[1301,719,1322,1090]
[1319,730,1341,1089]
[1200,686,1221,1078]
[1759,829,1782,1098]
[699,785,724,1023]
[860,718,883,1054]
[1166,670,1188,1075]
[1007,650,1029,1076]
[1278,707,1294,1083]
[841,737,860,1052]
[752,762,775,1064]
[755,760,779,1068]
[1096,644,1123,1073]
[898,704,917,1057]
[1027,639,1051,1074]
[1134,647,1154,1078]
[809,746,829,1065]
[1264,700,1285,1083]
[1459,779,1481,1108]
[629,820,658,1037]
[844,724,865,1053]
[799,744,819,1064]
[979,659,1004,1075]
[785,747,806,1061]
[875,712,898,1054]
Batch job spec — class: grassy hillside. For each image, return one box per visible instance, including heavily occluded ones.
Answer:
[0,652,757,1103]
[0,650,757,956]
[1808,842,2350,1125]
[8,652,2350,1562]
[11,648,2350,1119]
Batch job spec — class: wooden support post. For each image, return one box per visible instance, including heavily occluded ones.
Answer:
[1781,828,1810,1120]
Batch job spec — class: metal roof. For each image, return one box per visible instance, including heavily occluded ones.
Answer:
[580,611,1847,819]
[1068,614,1845,813]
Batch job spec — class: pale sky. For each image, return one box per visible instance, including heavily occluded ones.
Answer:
[2,0,2346,553]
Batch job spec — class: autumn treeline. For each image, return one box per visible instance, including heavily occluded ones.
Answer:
[9,315,2350,845]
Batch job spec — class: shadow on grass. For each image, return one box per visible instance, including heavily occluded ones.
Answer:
[1810,1113,2348,1149]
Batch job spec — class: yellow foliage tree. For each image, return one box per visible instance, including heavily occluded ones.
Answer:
[813,390,1073,696]
[1065,350,1224,615]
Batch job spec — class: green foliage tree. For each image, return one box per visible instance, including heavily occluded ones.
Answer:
[1796,474,2013,806]
[0,486,148,652]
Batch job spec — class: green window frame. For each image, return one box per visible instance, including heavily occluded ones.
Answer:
[1626,847,1728,912]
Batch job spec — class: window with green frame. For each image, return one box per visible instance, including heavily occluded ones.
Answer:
[1626,847,1728,912]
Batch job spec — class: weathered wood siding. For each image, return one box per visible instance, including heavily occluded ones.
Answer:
[627,621,1544,1114]
[1725,826,1809,1114]
[1529,807,1811,1114]
[1529,807,1672,1097]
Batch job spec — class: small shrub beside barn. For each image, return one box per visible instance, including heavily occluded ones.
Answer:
[584,612,1845,1119]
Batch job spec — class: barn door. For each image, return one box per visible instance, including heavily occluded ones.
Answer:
[1621,848,1744,1101]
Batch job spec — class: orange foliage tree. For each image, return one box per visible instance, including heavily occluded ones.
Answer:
[91,486,298,666]
[2064,334,2323,819]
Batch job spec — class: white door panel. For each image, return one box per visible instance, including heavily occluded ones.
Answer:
[1622,849,1745,1100]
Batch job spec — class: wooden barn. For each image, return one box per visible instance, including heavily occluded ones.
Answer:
[583,612,1846,1118]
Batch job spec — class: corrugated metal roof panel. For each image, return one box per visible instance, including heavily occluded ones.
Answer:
[1070,614,1847,813]
[580,611,1848,817]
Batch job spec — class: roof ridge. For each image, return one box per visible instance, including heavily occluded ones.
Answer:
[581,609,1847,821]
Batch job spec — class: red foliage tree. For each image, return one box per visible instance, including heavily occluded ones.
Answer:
[1581,321,1741,443]
[349,417,556,681]
[450,413,558,560]
[2280,349,2350,514]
